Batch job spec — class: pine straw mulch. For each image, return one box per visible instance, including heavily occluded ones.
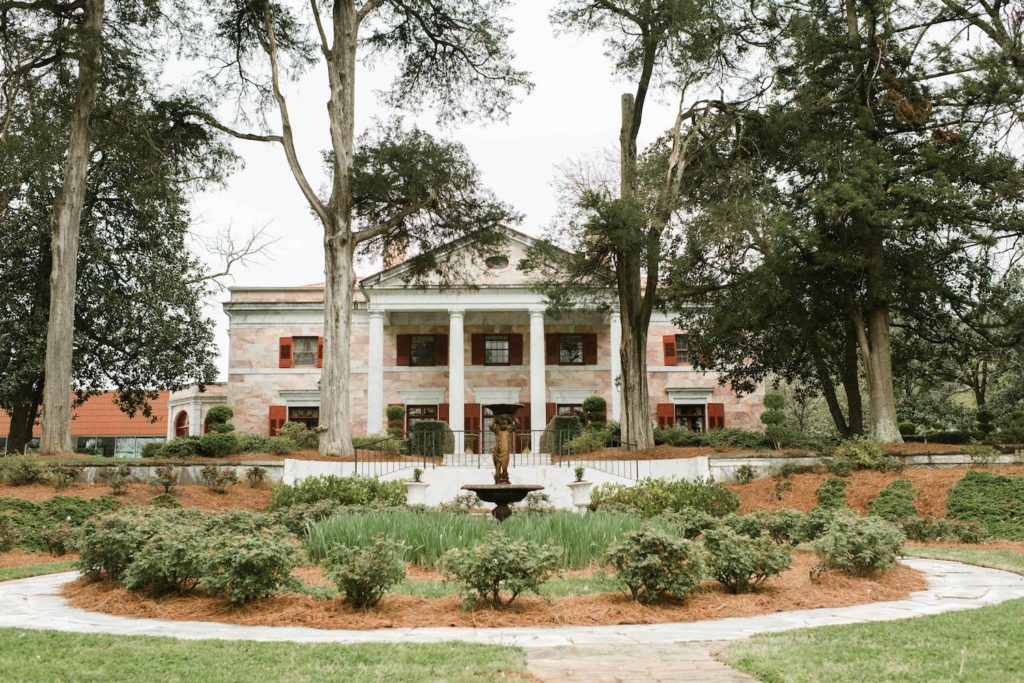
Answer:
[0,550,77,569]
[62,552,924,631]
[43,451,443,465]
[0,483,271,512]
[728,465,1024,517]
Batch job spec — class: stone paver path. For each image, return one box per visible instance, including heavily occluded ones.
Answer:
[1,558,1022,681]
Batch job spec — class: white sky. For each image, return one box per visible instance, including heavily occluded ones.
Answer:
[186,1,681,378]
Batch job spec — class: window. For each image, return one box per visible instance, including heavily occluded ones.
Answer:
[287,406,320,430]
[174,410,190,437]
[76,436,115,457]
[556,404,582,418]
[293,336,319,366]
[410,335,436,366]
[406,404,438,431]
[675,404,706,432]
[485,254,509,269]
[484,335,510,365]
[674,335,696,365]
[559,334,584,365]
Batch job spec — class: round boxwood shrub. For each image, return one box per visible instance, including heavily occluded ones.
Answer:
[441,532,560,607]
[581,395,607,426]
[812,512,905,575]
[205,404,234,425]
[867,477,917,522]
[199,526,302,604]
[326,535,406,608]
[162,437,201,458]
[76,511,162,580]
[723,509,804,545]
[604,527,705,603]
[703,526,793,593]
[197,433,239,458]
[123,523,204,595]
[140,441,166,459]
[278,421,318,450]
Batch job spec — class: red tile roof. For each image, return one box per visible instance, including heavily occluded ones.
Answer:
[0,391,168,437]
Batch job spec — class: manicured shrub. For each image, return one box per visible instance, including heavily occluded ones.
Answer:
[352,434,404,454]
[581,395,607,425]
[653,426,703,447]
[200,465,237,494]
[703,428,771,450]
[151,465,179,494]
[325,535,406,608]
[901,516,985,543]
[409,420,454,457]
[441,532,560,607]
[237,434,274,454]
[208,423,235,434]
[816,476,849,510]
[245,466,267,488]
[651,507,720,539]
[123,524,204,595]
[140,441,165,458]
[829,438,899,472]
[197,432,239,457]
[104,464,133,495]
[605,527,705,603]
[77,511,159,579]
[0,457,44,486]
[196,526,301,604]
[589,477,739,518]
[205,404,234,425]
[761,393,788,450]
[898,422,918,437]
[269,475,405,510]
[385,405,406,437]
[723,509,804,545]
[278,422,318,450]
[566,426,613,454]
[793,506,844,543]
[540,415,583,455]
[267,437,294,455]
[947,471,1024,539]
[812,513,905,575]
[46,464,77,490]
[162,437,201,458]
[703,526,793,593]
[868,477,917,522]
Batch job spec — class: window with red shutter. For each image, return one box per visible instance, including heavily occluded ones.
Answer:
[470,334,485,365]
[437,403,449,424]
[662,336,677,366]
[545,402,556,423]
[396,335,411,366]
[582,333,598,365]
[509,334,523,365]
[278,337,293,368]
[433,334,449,367]
[544,334,559,365]
[316,337,324,368]
[707,403,725,430]
[268,405,287,435]
[656,403,676,428]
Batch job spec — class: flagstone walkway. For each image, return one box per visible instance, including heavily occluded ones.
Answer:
[0,558,1021,681]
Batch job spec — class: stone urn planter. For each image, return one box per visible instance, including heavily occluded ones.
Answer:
[567,480,592,511]
[405,481,430,506]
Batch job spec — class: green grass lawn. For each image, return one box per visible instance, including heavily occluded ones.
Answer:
[722,547,1024,682]
[0,629,527,683]
[0,560,76,582]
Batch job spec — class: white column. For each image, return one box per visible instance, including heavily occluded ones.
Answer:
[448,308,465,454]
[366,310,385,435]
[529,308,546,454]
[610,312,622,422]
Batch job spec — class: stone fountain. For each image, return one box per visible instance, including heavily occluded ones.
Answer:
[461,403,544,521]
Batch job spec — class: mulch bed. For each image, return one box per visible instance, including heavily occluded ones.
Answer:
[63,552,924,630]
[557,443,973,462]
[729,466,1024,517]
[0,483,272,512]
[42,451,440,464]
[0,550,76,569]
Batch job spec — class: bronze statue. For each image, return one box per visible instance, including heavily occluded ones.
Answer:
[490,413,519,484]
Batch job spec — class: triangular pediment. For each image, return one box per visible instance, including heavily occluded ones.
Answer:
[359,226,548,290]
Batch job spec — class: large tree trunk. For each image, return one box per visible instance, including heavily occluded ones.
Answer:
[39,0,105,455]
[840,325,864,436]
[6,388,42,454]
[317,2,358,456]
[853,306,903,443]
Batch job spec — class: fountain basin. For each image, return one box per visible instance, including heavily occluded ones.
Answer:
[462,483,544,521]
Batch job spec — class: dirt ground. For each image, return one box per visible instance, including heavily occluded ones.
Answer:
[0,482,272,512]
[64,552,924,630]
[729,465,1024,517]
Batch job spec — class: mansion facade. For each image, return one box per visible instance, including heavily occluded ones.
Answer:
[169,229,764,446]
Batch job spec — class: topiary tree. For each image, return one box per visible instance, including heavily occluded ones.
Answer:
[760,392,788,450]
[385,405,406,438]
[410,420,454,457]
[581,395,607,426]
[975,408,994,437]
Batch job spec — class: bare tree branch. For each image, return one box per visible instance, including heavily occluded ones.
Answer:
[189,222,278,289]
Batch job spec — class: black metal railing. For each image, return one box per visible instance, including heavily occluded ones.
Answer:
[352,436,436,477]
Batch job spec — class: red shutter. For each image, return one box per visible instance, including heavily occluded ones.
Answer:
[509,334,523,365]
[546,402,556,424]
[278,337,293,368]
[316,336,324,368]
[518,403,530,431]
[707,402,725,430]
[582,333,598,365]
[437,403,449,425]
[268,405,287,436]
[515,403,530,452]
[471,334,485,365]
[663,335,678,366]
[396,334,411,366]
[545,334,559,365]
[464,403,481,431]
[434,334,449,367]
[656,403,676,428]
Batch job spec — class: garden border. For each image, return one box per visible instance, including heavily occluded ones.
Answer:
[0,558,1021,648]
